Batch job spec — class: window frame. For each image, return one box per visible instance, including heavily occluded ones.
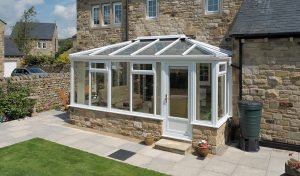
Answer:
[37,41,47,49]
[102,3,111,27]
[146,0,158,19]
[205,0,220,14]
[91,5,100,27]
[113,2,122,26]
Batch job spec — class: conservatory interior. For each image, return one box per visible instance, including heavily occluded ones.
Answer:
[70,35,232,142]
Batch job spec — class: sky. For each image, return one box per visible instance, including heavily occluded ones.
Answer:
[0,0,76,39]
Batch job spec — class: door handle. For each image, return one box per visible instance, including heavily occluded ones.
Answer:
[165,94,168,103]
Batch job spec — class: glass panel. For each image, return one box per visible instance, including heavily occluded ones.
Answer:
[218,75,226,119]
[169,66,188,118]
[114,3,122,24]
[74,61,89,105]
[102,4,110,25]
[92,6,100,25]
[132,74,154,114]
[91,72,107,107]
[91,63,105,69]
[133,64,152,70]
[207,0,219,12]
[188,47,211,55]
[111,62,130,110]
[147,0,157,18]
[116,41,153,55]
[196,63,212,121]
[138,40,174,55]
[156,62,161,115]
[97,45,126,55]
[219,64,226,72]
[162,40,192,55]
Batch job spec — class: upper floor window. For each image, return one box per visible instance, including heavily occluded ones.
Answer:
[102,4,111,26]
[37,41,47,49]
[146,0,157,19]
[113,3,122,25]
[91,5,100,27]
[206,0,220,14]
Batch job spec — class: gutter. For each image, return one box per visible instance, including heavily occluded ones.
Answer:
[239,38,243,100]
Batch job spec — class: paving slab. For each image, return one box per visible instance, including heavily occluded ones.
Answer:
[232,165,266,176]
[144,158,176,173]
[204,159,237,175]
[125,153,153,167]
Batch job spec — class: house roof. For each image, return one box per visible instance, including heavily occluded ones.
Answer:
[230,0,300,37]
[4,36,23,57]
[11,22,56,40]
[71,35,231,60]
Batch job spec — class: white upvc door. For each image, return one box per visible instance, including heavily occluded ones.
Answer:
[162,62,192,140]
[4,61,17,77]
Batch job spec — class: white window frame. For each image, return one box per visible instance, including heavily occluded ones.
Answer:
[146,0,158,19]
[113,2,122,26]
[91,5,100,27]
[206,0,220,14]
[102,4,111,27]
[37,41,47,49]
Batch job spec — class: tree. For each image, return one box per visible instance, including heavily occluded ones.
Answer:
[11,6,37,58]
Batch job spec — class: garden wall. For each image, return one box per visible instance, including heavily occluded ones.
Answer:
[0,73,70,112]
[241,37,300,146]
[40,64,70,73]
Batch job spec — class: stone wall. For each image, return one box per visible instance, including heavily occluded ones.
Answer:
[76,0,243,51]
[0,21,5,77]
[241,38,300,145]
[40,64,70,73]
[70,107,163,140]
[0,73,70,112]
[193,122,229,154]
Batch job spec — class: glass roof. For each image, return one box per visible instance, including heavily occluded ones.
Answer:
[71,35,232,58]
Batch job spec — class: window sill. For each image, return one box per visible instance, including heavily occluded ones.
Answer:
[205,11,220,16]
[69,104,164,121]
[146,17,158,21]
[191,114,231,128]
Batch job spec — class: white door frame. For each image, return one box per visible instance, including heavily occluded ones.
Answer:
[161,62,192,140]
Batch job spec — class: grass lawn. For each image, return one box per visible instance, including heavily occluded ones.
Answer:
[0,138,166,176]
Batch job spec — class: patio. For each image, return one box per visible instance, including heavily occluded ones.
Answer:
[0,110,298,176]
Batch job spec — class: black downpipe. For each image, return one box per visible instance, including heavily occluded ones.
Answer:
[239,39,243,100]
[125,0,129,41]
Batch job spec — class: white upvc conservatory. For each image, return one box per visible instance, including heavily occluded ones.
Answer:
[70,35,232,141]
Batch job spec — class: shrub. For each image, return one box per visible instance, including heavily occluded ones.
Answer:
[0,82,34,120]
[54,51,70,64]
[24,54,55,65]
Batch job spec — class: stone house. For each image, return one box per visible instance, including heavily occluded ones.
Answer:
[3,36,24,77]
[72,0,299,154]
[230,0,300,147]
[11,22,58,57]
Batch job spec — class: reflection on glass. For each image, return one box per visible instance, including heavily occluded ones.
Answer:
[162,40,192,55]
[138,40,174,55]
[133,64,152,70]
[91,72,107,107]
[188,47,211,55]
[132,74,154,114]
[111,62,130,110]
[218,75,226,119]
[156,63,161,115]
[169,66,188,118]
[74,61,89,105]
[97,45,124,55]
[91,63,105,69]
[117,41,152,55]
[196,64,212,121]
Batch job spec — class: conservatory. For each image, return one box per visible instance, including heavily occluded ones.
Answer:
[70,35,232,142]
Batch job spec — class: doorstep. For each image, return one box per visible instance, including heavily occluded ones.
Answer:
[154,139,192,155]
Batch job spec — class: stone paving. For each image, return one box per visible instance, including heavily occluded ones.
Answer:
[0,110,299,176]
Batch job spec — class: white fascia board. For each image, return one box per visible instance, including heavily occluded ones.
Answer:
[182,44,196,55]
[109,40,139,56]
[130,39,159,56]
[89,41,132,56]
[154,38,180,56]
[136,35,186,40]
[71,55,229,62]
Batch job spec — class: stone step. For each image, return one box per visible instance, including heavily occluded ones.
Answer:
[154,139,192,155]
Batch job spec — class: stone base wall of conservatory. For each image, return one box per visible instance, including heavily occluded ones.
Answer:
[69,107,163,140]
[192,122,230,155]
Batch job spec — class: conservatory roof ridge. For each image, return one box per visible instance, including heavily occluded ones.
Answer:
[136,35,186,40]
